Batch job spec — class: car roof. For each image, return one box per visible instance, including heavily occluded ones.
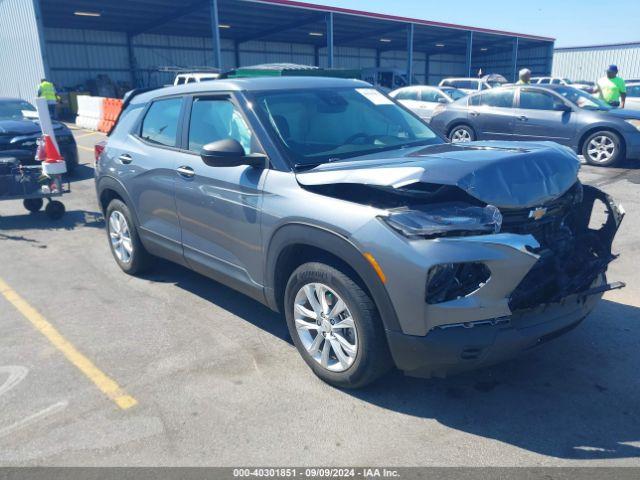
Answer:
[0,97,29,103]
[136,76,370,103]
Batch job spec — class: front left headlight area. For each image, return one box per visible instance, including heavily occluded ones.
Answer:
[380,203,502,239]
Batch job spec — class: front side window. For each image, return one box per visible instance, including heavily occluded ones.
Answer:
[252,87,441,166]
[393,89,418,101]
[519,90,558,110]
[188,97,254,154]
[420,89,442,103]
[140,97,182,147]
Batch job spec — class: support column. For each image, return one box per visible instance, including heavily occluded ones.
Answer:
[234,40,240,68]
[424,54,430,85]
[314,45,320,67]
[406,23,414,85]
[326,12,334,69]
[375,49,381,68]
[210,0,222,69]
[511,37,519,82]
[126,33,137,87]
[465,31,473,78]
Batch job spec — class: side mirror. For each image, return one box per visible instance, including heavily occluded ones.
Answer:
[554,103,572,112]
[200,138,266,168]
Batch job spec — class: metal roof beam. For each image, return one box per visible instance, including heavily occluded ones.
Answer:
[334,24,406,46]
[235,12,325,44]
[129,0,209,36]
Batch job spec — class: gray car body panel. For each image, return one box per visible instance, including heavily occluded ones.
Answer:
[430,85,640,158]
[96,77,622,375]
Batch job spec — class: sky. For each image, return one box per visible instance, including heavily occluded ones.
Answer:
[308,0,640,47]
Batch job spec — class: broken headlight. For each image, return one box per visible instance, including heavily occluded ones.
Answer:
[381,203,502,238]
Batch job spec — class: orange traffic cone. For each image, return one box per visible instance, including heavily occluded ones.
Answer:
[41,134,67,175]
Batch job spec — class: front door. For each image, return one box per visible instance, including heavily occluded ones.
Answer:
[174,94,268,293]
[513,88,575,145]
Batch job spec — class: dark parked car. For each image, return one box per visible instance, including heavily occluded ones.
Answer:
[96,77,623,387]
[429,85,640,166]
[0,97,78,173]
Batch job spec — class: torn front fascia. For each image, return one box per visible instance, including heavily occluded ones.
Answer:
[508,184,624,311]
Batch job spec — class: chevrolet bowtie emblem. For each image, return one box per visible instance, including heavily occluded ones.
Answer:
[528,207,547,221]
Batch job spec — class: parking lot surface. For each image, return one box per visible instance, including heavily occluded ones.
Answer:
[0,128,639,466]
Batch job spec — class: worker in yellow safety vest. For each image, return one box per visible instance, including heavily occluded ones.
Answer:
[37,78,58,119]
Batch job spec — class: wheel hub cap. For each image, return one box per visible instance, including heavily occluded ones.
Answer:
[109,211,133,264]
[293,283,358,372]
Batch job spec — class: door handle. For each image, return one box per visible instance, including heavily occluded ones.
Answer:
[518,115,528,121]
[177,166,195,178]
[470,111,480,117]
[118,153,133,164]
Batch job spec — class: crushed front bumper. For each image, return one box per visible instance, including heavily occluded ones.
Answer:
[387,277,624,378]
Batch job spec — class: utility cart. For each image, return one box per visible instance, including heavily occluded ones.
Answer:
[0,156,69,219]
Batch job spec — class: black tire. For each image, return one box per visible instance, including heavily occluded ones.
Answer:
[582,130,624,167]
[44,200,65,219]
[23,198,43,212]
[105,199,153,275]
[284,262,392,388]
[449,124,475,143]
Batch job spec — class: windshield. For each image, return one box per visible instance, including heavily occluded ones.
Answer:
[554,86,611,111]
[251,87,442,167]
[0,100,36,120]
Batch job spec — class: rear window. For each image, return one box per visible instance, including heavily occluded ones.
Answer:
[140,97,182,147]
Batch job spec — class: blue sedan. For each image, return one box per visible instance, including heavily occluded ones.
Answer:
[429,84,640,166]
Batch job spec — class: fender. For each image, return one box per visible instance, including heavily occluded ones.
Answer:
[96,175,140,225]
[264,223,402,332]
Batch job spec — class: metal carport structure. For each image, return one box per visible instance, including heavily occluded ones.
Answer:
[0,0,554,99]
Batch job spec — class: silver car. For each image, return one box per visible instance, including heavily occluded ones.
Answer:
[95,77,624,388]
[390,86,466,121]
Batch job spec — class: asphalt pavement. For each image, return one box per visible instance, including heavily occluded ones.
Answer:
[0,128,638,466]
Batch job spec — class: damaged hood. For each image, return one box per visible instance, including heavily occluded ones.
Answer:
[296,141,580,209]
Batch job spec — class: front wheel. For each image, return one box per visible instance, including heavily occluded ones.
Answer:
[284,262,391,388]
[449,124,475,143]
[105,199,152,275]
[582,131,623,167]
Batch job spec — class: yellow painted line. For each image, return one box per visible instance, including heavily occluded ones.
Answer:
[0,277,137,410]
[74,131,102,139]
[77,145,94,152]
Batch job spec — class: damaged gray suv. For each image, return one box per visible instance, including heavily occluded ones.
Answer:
[95,77,625,388]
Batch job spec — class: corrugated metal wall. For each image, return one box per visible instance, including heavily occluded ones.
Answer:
[553,44,640,82]
[0,0,47,101]
[42,26,551,91]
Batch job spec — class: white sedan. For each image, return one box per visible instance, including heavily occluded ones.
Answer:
[390,86,466,121]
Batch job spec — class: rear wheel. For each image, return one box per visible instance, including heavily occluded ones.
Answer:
[106,199,152,275]
[284,262,391,388]
[23,198,43,212]
[582,131,623,167]
[44,200,65,219]
[449,124,475,143]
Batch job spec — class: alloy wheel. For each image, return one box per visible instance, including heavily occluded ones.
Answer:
[587,135,616,164]
[293,283,358,372]
[451,127,472,143]
[109,210,133,264]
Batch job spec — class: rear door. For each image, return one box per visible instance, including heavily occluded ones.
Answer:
[111,95,185,262]
[467,88,517,140]
[513,88,576,144]
[173,93,268,291]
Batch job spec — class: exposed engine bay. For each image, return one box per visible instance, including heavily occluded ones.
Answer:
[298,174,624,311]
